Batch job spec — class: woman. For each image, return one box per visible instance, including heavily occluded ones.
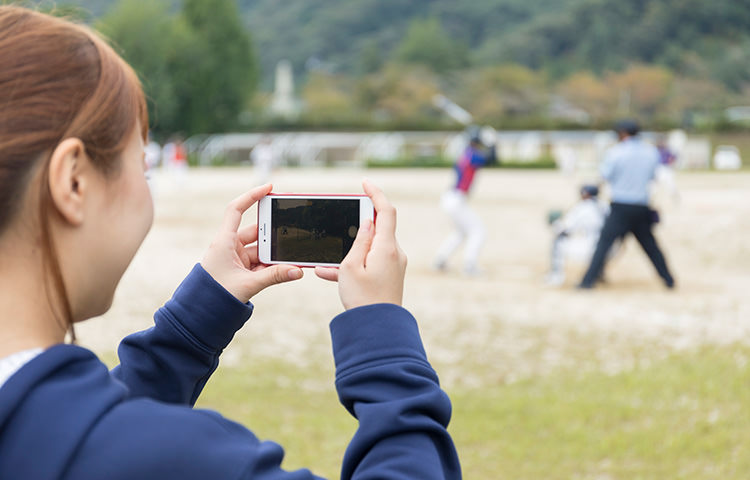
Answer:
[0,6,460,479]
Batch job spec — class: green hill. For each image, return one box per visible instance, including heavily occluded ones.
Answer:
[37,0,750,91]
[240,0,576,83]
[21,0,750,131]
[240,0,750,91]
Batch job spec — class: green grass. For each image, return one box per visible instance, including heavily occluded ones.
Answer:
[451,347,750,479]
[189,345,750,479]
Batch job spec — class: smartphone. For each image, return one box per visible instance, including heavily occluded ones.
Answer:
[257,194,374,267]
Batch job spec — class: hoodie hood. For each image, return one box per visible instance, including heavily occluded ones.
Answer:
[0,344,125,478]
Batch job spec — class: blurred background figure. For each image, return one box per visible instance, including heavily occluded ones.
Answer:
[250,134,275,184]
[552,142,578,175]
[434,126,496,276]
[162,136,187,169]
[578,120,675,290]
[654,134,680,204]
[143,135,162,197]
[162,135,188,184]
[144,135,162,170]
[545,184,609,287]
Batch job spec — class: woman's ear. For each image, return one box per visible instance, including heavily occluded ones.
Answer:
[47,138,90,226]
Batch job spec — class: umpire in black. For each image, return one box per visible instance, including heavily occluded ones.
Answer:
[578,120,675,289]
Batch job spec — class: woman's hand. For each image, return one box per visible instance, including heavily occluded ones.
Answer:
[315,180,407,310]
[201,184,303,303]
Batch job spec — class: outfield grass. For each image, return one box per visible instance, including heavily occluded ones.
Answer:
[193,344,750,479]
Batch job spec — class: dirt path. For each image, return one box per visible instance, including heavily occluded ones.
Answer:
[78,167,750,387]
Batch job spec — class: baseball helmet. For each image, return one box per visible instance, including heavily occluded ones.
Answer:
[466,125,483,145]
[580,184,599,197]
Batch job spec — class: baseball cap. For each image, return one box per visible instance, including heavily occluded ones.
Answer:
[614,119,640,136]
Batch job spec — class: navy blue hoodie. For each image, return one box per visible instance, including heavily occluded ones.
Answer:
[0,265,461,479]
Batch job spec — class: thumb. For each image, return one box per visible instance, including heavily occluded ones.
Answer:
[341,219,373,268]
[250,265,303,295]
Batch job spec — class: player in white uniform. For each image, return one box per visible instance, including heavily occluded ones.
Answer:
[546,185,609,286]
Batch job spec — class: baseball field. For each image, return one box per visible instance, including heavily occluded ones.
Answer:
[82,166,750,479]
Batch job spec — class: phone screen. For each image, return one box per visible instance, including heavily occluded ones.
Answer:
[270,198,361,264]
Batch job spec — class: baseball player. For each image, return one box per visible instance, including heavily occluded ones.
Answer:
[653,134,680,206]
[434,127,496,276]
[546,184,609,286]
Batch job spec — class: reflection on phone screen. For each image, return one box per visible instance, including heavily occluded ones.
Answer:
[271,199,360,263]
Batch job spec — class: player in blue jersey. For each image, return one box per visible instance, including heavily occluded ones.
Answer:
[435,127,496,276]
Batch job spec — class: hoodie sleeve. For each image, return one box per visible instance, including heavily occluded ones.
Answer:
[330,304,462,479]
[111,264,253,405]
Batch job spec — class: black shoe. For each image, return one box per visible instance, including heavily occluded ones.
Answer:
[576,283,594,290]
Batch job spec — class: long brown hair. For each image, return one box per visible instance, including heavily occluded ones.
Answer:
[0,6,149,339]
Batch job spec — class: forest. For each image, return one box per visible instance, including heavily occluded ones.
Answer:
[17,0,750,136]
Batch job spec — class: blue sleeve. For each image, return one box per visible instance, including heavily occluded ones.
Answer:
[330,304,461,479]
[470,149,487,167]
[66,399,326,479]
[648,147,660,180]
[599,149,617,182]
[111,264,253,405]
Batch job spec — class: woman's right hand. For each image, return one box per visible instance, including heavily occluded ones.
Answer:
[315,180,407,310]
[200,184,303,304]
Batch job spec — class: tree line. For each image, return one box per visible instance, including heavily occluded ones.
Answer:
[26,0,750,136]
[245,0,750,131]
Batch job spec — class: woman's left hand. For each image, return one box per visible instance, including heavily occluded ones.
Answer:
[200,184,303,303]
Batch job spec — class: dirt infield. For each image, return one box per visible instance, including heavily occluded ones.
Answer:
[78,167,750,387]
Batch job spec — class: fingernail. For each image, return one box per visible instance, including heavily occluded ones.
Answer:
[360,219,372,232]
[288,268,303,280]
